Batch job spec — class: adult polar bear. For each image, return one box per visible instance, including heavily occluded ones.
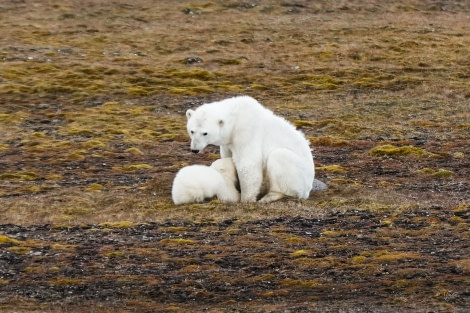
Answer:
[186,95,321,203]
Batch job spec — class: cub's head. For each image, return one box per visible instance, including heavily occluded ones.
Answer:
[210,158,238,187]
[186,108,225,153]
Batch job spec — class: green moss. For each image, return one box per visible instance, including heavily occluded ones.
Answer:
[308,136,349,147]
[125,147,144,155]
[105,251,125,258]
[282,234,308,244]
[217,84,243,91]
[31,131,48,138]
[166,226,189,233]
[0,171,38,181]
[417,168,454,178]
[350,256,367,264]
[298,74,341,90]
[25,266,43,273]
[417,167,435,174]
[190,86,214,93]
[0,235,21,245]
[122,164,153,171]
[330,178,360,185]
[82,139,106,149]
[67,151,86,160]
[290,249,311,257]
[449,216,464,224]
[67,128,95,136]
[250,83,268,90]
[128,87,150,95]
[453,203,469,213]
[353,77,384,88]
[168,68,214,80]
[370,144,437,157]
[322,230,350,237]
[140,67,154,74]
[380,219,393,227]
[215,58,243,65]
[361,250,421,263]
[169,87,190,94]
[432,169,454,178]
[315,51,334,61]
[157,133,183,141]
[316,165,346,173]
[7,246,30,254]
[87,183,104,191]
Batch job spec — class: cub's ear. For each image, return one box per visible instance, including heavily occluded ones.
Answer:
[218,119,224,127]
[186,109,194,120]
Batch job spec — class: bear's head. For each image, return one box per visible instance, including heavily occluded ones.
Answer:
[186,108,225,153]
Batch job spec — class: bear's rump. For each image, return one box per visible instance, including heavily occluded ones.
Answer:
[265,148,313,198]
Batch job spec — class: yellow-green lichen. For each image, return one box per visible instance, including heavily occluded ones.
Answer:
[87,183,104,191]
[0,171,38,181]
[121,164,153,171]
[125,147,144,155]
[417,168,454,178]
[316,165,346,173]
[370,145,437,157]
[0,235,21,245]
[290,249,311,257]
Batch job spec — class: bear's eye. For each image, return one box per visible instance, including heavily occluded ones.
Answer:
[203,132,208,136]
[190,130,194,134]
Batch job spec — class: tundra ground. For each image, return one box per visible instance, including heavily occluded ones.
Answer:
[1,1,469,312]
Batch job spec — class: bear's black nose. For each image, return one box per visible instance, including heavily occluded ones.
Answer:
[191,149,199,154]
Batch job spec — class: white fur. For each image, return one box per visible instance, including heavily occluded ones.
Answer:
[172,158,240,205]
[186,96,317,203]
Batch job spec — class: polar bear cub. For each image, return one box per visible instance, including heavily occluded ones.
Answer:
[172,158,240,205]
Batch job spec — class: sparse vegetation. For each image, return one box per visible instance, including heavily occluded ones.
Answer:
[1,0,469,312]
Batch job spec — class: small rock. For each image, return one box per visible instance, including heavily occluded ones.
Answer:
[184,56,203,64]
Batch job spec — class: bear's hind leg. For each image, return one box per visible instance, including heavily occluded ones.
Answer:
[259,191,284,203]
[260,149,312,202]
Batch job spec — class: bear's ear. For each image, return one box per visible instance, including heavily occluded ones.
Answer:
[186,109,194,120]
[218,119,224,127]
